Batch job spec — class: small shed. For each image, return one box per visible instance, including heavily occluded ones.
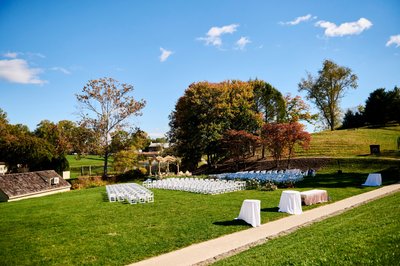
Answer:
[0,162,7,175]
[0,170,71,202]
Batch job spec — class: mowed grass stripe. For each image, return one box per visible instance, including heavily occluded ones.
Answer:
[295,126,400,158]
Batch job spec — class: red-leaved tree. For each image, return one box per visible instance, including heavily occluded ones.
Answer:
[285,122,311,168]
[261,123,287,167]
[222,129,259,170]
[261,122,311,168]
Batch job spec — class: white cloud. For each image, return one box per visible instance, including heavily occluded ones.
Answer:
[315,18,372,37]
[3,52,18,58]
[236,37,251,50]
[280,14,315,26]
[159,47,173,62]
[198,24,239,47]
[386,34,400,47]
[0,59,46,84]
[26,52,46,58]
[50,67,71,74]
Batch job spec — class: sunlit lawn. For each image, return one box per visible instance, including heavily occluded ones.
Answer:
[1,160,399,266]
[214,191,400,265]
[295,125,400,158]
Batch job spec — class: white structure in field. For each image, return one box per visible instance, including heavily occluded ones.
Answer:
[0,162,7,175]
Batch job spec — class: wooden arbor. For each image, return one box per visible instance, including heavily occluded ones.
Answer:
[155,155,180,176]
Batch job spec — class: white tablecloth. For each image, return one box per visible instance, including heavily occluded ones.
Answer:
[362,173,382,186]
[237,199,261,227]
[278,191,302,215]
[300,189,328,205]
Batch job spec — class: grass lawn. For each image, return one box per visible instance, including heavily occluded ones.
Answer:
[295,125,400,158]
[66,155,108,168]
[1,159,398,266]
[66,155,113,178]
[214,191,400,265]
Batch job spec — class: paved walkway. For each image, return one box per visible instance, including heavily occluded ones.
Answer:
[130,184,400,266]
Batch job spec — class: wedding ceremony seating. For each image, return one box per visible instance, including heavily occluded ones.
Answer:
[362,173,382,186]
[142,177,245,195]
[106,183,154,204]
[210,169,306,185]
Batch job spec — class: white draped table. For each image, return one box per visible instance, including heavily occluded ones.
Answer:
[278,190,302,215]
[300,189,328,205]
[362,173,382,186]
[237,199,261,227]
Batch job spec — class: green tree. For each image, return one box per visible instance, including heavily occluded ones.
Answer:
[113,148,138,173]
[169,82,227,170]
[168,80,262,170]
[283,94,317,123]
[250,79,286,123]
[364,86,400,125]
[249,80,285,158]
[70,125,98,156]
[76,77,146,177]
[298,59,358,131]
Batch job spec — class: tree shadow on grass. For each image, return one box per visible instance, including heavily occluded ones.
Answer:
[295,167,399,189]
[101,192,109,202]
[261,207,279,212]
[295,173,369,189]
[213,219,250,226]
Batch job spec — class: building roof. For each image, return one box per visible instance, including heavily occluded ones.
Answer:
[149,142,170,149]
[0,170,71,201]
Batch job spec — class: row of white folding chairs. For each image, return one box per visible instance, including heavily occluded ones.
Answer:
[211,170,305,184]
[106,183,154,204]
[143,178,245,194]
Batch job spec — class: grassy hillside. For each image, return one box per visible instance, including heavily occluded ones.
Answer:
[296,125,400,158]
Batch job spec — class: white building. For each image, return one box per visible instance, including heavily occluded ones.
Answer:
[0,162,7,175]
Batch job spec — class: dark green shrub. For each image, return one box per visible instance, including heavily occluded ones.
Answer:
[115,167,148,182]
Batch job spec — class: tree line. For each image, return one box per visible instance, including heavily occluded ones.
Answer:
[341,86,400,129]
[0,78,147,175]
[0,109,150,174]
[168,80,313,171]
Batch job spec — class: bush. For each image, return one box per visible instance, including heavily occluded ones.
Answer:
[115,167,148,182]
[260,181,278,191]
[70,176,107,190]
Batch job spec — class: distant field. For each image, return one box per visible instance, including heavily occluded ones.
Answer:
[66,155,109,167]
[66,155,113,178]
[295,125,400,158]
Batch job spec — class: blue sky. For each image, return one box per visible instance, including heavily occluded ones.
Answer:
[1,0,399,137]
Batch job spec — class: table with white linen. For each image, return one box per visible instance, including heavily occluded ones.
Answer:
[278,190,302,215]
[362,173,382,186]
[237,199,261,227]
[300,189,328,205]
